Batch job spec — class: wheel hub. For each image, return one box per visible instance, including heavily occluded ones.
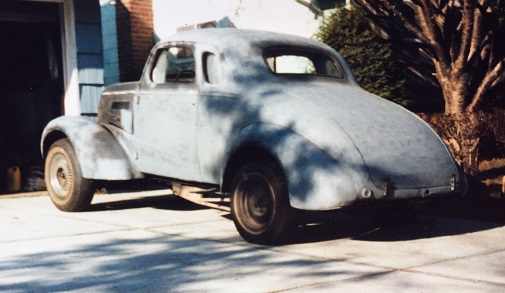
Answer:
[57,168,67,187]
[247,185,270,218]
[238,173,274,231]
[49,153,73,198]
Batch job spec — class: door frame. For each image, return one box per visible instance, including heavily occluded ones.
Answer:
[12,0,81,116]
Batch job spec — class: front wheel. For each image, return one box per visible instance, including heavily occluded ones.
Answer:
[45,139,94,212]
[231,161,296,244]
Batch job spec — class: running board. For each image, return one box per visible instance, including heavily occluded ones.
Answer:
[172,183,230,212]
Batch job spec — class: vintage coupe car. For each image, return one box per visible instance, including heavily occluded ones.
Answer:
[41,28,466,244]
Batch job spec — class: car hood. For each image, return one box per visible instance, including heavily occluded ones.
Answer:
[272,81,458,190]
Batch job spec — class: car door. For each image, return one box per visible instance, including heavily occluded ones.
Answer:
[133,44,201,181]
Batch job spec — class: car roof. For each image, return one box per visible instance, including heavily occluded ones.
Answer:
[154,28,358,86]
[159,28,331,52]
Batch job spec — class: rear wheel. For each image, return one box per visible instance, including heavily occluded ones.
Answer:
[231,161,296,244]
[45,139,94,212]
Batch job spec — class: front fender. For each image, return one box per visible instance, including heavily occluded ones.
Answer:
[227,123,362,210]
[41,116,137,180]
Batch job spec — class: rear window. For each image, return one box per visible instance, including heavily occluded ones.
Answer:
[264,49,343,78]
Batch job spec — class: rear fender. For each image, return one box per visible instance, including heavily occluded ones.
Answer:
[41,116,138,180]
[227,124,359,210]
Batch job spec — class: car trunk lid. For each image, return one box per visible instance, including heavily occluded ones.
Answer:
[282,81,458,190]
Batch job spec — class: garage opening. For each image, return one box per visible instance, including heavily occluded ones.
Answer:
[0,1,64,193]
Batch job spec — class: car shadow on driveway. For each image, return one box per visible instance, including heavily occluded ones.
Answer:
[83,190,504,245]
[86,194,207,212]
[285,210,503,245]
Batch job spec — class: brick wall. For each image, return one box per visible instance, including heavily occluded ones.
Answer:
[115,0,154,82]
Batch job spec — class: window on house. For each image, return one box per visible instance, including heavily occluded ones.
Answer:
[152,46,195,84]
[264,49,343,78]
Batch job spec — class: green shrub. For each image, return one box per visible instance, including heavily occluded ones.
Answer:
[317,6,412,108]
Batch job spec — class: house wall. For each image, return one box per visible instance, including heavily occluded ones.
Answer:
[0,0,104,192]
[100,0,120,85]
[0,0,104,117]
[114,0,154,82]
[73,0,104,116]
[29,0,105,116]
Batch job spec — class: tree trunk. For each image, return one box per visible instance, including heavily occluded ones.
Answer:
[432,61,469,115]
[432,60,479,176]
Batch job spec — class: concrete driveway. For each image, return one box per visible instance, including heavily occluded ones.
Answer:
[1,190,504,292]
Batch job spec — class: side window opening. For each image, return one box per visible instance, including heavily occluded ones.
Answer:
[203,52,221,84]
[151,46,195,84]
[152,50,168,83]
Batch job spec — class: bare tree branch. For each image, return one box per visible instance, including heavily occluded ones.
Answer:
[455,0,475,68]
[468,2,485,61]
[355,0,505,113]
[468,59,505,111]
[357,0,431,43]
[415,0,452,65]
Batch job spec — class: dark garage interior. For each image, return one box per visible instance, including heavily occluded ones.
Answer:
[0,1,64,193]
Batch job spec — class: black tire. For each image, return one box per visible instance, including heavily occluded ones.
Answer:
[45,139,94,212]
[231,161,296,244]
